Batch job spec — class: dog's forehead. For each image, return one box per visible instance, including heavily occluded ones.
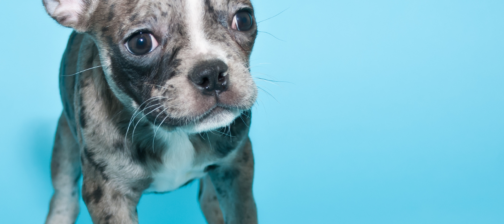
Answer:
[95,0,253,25]
[91,0,253,43]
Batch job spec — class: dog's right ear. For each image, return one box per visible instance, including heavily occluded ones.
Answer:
[43,0,91,32]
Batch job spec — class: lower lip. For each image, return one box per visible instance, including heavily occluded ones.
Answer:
[201,106,225,120]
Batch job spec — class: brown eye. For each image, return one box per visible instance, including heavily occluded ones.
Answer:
[126,32,158,55]
[231,11,253,31]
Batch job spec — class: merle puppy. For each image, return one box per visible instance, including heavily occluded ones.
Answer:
[42,0,258,223]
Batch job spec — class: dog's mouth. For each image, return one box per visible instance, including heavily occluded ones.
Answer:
[145,104,241,134]
[140,73,256,133]
[182,106,241,133]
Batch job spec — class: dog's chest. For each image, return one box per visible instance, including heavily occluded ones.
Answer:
[145,131,208,193]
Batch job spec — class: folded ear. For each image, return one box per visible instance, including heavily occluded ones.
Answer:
[43,0,88,31]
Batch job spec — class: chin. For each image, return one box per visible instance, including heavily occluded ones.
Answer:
[179,107,241,134]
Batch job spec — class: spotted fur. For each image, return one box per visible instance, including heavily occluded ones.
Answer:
[43,0,258,223]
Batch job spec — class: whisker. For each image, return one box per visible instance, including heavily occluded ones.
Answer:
[253,77,292,86]
[125,97,165,133]
[257,86,279,103]
[206,132,213,152]
[152,107,169,151]
[123,97,167,148]
[227,124,232,137]
[155,85,168,90]
[253,77,278,86]
[239,114,250,129]
[258,8,289,24]
[128,97,168,123]
[252,99,266,112]
[132,104,165,140]
[253,75,291,83]
[241,112,251,118]
[211,128,233,138]
[145,83,172,92]
[152,106,167,127]
[247,63,272,70]
[128,103,162,135]
[61,65,103,77]
[258,31,285,42]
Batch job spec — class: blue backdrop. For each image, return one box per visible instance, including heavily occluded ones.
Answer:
[1,0,503,223]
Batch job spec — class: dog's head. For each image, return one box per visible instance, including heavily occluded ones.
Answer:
[44,0,257,133]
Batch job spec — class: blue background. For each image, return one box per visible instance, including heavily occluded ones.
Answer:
[1,0,503,223]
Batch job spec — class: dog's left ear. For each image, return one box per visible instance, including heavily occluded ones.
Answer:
[43,0,93,32]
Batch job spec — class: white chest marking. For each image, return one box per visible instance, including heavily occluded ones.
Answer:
[146,131,207,193]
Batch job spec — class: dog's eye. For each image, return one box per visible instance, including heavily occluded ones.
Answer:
[231,11,253,31]
[126,32,158,55]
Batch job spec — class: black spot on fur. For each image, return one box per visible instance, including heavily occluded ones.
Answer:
[135,143,163,164]
[205,164,219,172]
[107,38,180,110]
[79,105,86,128]
[215,186,227,197]
[204,0,216,16]
[83,147,109,181]
[241,148,250,163]
[175,23,186,36]
[108,4,115,21]
[126,0,136,14]
[210,169,240,198]
[107,42,151,106]
[220,169,240,183]
[111,192,120,201]
[91,186,103,203]
[215,139,236,157]
[104,214,112,223]
[129,13,138,22]
[83,186,103,204]
[107,38,192,127]
[113,140,124,151]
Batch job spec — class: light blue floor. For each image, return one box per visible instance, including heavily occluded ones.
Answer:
[1,0,503,223]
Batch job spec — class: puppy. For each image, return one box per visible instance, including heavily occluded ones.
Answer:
[42,0,258,223]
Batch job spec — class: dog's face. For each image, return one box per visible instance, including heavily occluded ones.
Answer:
[44,0,257,133]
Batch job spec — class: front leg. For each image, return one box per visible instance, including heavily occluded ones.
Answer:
[208,138,258,224]
[82,161,148,224]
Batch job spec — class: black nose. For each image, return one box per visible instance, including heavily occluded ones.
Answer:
[189,60,229,94]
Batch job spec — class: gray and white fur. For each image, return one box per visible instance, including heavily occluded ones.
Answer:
[42,0,259,223]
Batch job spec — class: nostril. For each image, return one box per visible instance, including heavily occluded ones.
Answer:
[189,60,229,93]
[217,73,226,83]
[200,77,210,88]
